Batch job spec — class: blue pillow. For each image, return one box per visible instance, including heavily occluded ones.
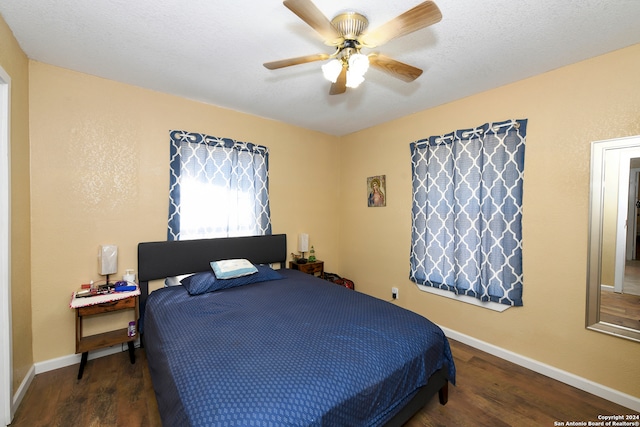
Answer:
[181,264,284,295]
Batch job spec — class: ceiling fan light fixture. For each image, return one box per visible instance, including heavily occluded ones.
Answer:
[346,70,365,88]
[322,59,343,83]
[348,53,370,76]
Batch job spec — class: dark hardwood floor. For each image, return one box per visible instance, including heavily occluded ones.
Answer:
[9,340,636,426]
[10,347,161,427]
[409,341,636,427]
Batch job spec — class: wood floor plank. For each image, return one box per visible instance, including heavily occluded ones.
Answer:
[9,340,637,426]
[116,353,150,427]
[13,366,65,427]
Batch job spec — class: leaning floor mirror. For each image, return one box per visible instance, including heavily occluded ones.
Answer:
[587,134,640,342]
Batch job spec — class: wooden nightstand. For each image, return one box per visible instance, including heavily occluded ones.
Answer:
[289,260,324,279]
[74,294,139,379]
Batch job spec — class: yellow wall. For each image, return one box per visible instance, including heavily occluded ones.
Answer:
[28,62,340,361]
[339,44,640,398]
[0,15,33,395]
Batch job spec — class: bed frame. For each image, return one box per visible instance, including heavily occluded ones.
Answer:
[137,234,449,426]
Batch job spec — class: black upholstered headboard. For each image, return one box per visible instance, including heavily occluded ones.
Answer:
[137,234,287,312]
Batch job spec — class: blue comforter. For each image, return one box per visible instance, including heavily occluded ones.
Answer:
[145,269,455,426]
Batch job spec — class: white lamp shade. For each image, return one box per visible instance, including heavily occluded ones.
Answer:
[321,59,343,83]
[99,245,118,275]
[348,53,369,76]
[346,70,365,88]
[298,234,309,253]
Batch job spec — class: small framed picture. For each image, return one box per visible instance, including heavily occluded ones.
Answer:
[367,175,386,207]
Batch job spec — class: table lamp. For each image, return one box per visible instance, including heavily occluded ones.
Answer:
[298,234,309,264]
[99,244,118,286]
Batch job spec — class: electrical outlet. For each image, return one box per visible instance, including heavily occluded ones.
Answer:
[392,287,398,299]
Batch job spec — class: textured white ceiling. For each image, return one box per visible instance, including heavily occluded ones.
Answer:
[1,0,639,136]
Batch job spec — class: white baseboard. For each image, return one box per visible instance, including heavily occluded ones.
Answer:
[34,345,126,375]
[441,326,640,412]
[10,364,33,421]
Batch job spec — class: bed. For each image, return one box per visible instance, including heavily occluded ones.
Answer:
[138,234,455,426]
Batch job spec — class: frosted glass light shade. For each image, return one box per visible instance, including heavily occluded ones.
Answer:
[322,59,342,83]
[298,233,309,253]
[346,70,365,88]
[348,53,369,76]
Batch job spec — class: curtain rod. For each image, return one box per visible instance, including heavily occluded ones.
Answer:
[433,120,521,143]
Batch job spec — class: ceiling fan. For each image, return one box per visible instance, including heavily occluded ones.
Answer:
[263,0,442,95]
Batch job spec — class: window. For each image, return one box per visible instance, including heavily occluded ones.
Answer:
[409,119,527,307]
[167,130,271,241]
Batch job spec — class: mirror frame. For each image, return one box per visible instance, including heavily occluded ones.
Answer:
[587,135,640,342]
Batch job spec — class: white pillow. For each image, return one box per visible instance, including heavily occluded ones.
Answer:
[164,273,194,287]
[210,259,258,279]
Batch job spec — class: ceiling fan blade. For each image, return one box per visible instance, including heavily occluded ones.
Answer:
[283,0,341,44]
[368,54,423,82]
[329,66,347,95]
[361,1,442,47]
[263,53,330,70]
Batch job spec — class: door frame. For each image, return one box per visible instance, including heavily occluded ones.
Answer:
[615,150,640,293]
[627,168,640,261]
[0,65,12,426]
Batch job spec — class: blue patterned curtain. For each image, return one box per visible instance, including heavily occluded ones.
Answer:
[409,119,527,306]
[168,130,271,241]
